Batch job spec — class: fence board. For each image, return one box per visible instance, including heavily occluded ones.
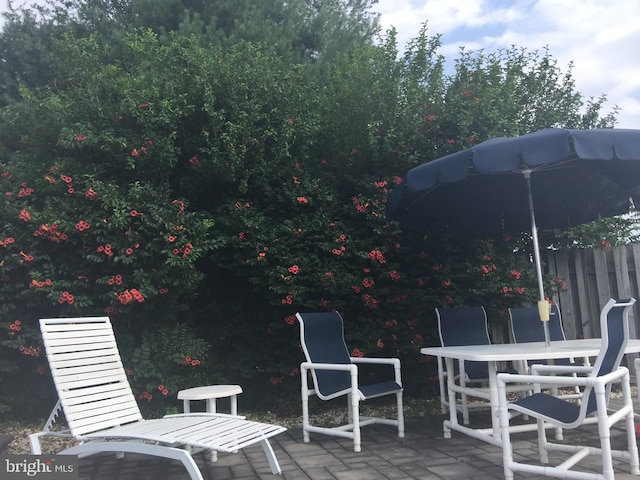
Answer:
[554,250,579,340]
[573,251,592,338]
[548,244,640,344]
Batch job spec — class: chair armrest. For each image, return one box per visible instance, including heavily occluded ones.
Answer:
[300,361,357,373]
[350,357,402,385]
[530,364,594,375]
[350,357,400,367]
[498,366,628,388]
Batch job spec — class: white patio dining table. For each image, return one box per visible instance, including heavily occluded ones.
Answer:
[421,338,640,446]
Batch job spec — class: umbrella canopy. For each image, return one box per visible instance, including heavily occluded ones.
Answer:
[387,128,640,235]
[387,128,640,345]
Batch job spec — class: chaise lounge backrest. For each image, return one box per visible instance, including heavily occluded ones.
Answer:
[40,316,143,436]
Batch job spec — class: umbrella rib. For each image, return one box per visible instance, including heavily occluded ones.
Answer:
[467,158,579,177]
[402,159,578,211]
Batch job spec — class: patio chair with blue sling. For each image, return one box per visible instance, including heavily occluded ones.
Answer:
[497,298,639,480]
[436,306,521,425]
[296,311,404,453]
[509,304,588,399]
[510,303,566,347]
[30,317,287,480]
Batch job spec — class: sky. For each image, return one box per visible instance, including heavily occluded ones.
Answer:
[1,0,639,128]
[371,0,640,129]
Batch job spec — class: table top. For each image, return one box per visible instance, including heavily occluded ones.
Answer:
[420,338,640,362]
[177,384,243,400]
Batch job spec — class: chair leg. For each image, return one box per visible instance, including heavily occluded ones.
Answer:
[497,382,516,480]
[301,368,310,443]
[396,391,405,438]
[459,370,470,425]
[350,389,361,453]
[625,407,640,475]
[595,384,616,480]
[621,373,640,475]
[537,419,550,464]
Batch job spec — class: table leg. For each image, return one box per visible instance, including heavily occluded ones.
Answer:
[487,361,501,441]
[183,400,191,414]
[206,399,217,413]
[230,395,238,415]
[444,356,458,438]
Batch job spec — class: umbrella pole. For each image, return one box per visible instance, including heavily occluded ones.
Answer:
[524,171,551,347]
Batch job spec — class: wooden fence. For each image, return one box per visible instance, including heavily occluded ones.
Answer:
[547,244,640,349]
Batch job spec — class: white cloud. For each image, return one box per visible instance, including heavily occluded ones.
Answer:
[373,0,640,128]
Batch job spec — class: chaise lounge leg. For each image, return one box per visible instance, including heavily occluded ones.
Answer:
[260,439,282,475]
[60,442,204,480]
[28,433,43,455]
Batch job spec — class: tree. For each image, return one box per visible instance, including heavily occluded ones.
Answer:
[1,0,380,84]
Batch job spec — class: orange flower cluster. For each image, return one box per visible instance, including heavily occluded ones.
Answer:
[367,249,386,264]
[139,391,153,402]
[287,265,300,274]
[19,345,42,357]
[361,293,379,309]
[107,275,123,286]
[60,174,74,194]
[96,244,113,256]
[30,278,53,288]
[58,291,75,304]
[75,220,90,231]
[116,288,144,304]
[8,320,21,332]
[180,355,201,366]
[18,209,30,221]
[0,237,15,247]
[18,185,34,197]
[34,223,68,242]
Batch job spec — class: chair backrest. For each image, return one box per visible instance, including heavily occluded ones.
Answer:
[580,298,636,419]
[40,317,143,437]
[436,306,491,380]
[296,312,353,400]
[509,304,565,343]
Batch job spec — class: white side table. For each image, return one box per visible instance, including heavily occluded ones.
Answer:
[177,385,243,415]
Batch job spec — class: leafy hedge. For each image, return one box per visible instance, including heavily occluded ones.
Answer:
[0,28,617,418]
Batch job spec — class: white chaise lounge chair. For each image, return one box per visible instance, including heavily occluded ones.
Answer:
[30,316,286,480]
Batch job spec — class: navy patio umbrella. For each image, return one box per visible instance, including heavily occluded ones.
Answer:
[387,128,640,345]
